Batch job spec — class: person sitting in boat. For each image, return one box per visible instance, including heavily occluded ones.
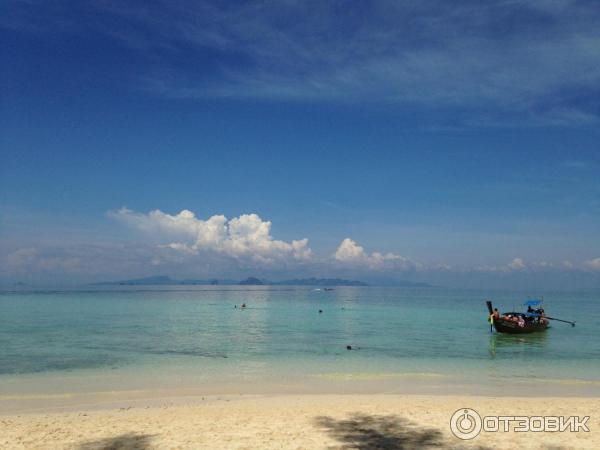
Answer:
[489,309,500,323]
[518,316,525,327]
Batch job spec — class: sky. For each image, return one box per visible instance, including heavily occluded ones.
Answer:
[1,0,600,288]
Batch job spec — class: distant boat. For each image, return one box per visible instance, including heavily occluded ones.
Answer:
[486,299,548,334]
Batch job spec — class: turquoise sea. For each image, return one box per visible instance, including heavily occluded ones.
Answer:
[1,286,599,400]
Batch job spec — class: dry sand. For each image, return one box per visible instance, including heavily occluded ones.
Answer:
[1,394,598,449]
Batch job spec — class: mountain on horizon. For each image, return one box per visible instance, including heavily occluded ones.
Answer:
[93,275,176,286]
[238,277,265,285]
[92,275,431,287]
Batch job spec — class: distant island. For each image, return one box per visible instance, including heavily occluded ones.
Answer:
[238,277,265,285]
[94,276,226,286]
[94,275,371,287]
[92,276,433,287]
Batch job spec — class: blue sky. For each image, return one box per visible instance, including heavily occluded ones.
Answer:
[1,0,600,287]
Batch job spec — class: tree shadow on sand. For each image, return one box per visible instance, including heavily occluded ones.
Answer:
[315,413,493,450]
[76,432,154,450]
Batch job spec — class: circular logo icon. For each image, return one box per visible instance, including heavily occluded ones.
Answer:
[450,408,482,440]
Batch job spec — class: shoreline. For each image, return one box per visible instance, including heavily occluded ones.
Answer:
[1,393,598,449]
[2,371,600,415]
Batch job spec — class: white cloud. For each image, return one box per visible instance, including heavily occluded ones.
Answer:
[475,257,578,273]
[508,257,527,271]
[334,238,417,271]
[99,1,600,126]
[5,247,38,268]
[0,240,241,282]
[475,258,528,273]
[1,244,153,278]
[110,208,312,266]
[584,257,600,271]
[431,263,452,271]
[8,1,599,126]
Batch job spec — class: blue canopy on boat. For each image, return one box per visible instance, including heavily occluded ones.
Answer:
[524,299,542,306]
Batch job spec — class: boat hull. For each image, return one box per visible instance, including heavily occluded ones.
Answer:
[493,319,548,334]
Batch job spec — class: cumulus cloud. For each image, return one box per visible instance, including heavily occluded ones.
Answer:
[334,238,417,271]
[508,257,527,271]
[584,257,600,271]
[110,208,312,266]
[562,260,574,269]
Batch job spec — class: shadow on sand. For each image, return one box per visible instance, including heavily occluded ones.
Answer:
[76,432,154,450]
[315,413,491,450]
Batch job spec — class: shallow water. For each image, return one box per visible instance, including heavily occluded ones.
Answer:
[1,286,599,397]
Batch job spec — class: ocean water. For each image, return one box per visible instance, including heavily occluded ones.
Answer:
[1,286,599,397]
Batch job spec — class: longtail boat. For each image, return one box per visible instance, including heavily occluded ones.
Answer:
[486,299,549,334]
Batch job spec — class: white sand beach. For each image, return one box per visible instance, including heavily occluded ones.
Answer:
[1,393,598,449]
